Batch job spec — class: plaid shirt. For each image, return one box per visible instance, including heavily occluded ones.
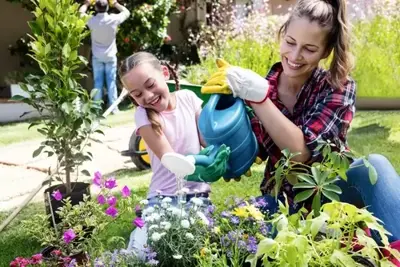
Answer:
[248,62,356,204]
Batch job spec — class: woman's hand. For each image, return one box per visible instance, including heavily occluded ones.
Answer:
[201,59,270,103]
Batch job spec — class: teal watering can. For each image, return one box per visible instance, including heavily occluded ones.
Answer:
[192,94,259,179]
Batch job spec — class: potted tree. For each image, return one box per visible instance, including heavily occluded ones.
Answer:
[11,0,102,224]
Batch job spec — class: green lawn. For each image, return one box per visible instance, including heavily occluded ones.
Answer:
[0,111,399,265]
[0,108,136,147]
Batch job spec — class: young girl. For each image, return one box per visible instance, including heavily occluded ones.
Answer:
[119,51,211,206]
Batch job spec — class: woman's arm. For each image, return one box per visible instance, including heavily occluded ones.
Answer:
[251,99,311,162]
[250,80,356,164]
[138,126,174,160]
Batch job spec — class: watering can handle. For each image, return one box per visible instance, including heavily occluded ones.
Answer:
[188,146,219,167]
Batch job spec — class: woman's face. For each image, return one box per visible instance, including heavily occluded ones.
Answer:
[121,63,171,113]
[280,16,330,80]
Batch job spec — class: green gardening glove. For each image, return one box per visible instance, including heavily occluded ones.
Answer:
[185,144,231,183]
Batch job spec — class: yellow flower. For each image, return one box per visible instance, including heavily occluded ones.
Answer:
[243,234,249,240]
[232,207,249,218]
[246,205,264,221]
[200,247,208,257]
[213,226,221,234]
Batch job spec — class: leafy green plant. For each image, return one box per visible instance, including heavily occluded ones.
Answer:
[268,140,378,216]
[115,0,177,58]
[11,0,102,193]
[20,171,137,259]
[246,197,400,267]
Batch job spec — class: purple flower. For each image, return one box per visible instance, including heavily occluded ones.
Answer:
[247,236,258,254]
[259,222,270,236]
[147,259,159,265]
[105,177,117,189]
[230,216,240,225]
[221,211,231,218]
[107,196,117,206]
[93,171,102,187]
[52,190,62,201]
[255,197,267,208]
[105,206,118,218]
[238,240,247,250]
[63,229,76,244]
[121,186,131,198]
[133,217,145,228]
[68,259,77,267]
[207,204,215,214]
[97,194,106,205]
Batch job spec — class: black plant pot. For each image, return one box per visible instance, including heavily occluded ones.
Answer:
[44,182,91,226]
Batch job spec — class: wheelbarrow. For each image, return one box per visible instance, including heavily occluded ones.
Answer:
[120,80,210,170]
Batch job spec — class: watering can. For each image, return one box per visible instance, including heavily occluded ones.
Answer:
[195,94,259,178]
[162,94,259,180]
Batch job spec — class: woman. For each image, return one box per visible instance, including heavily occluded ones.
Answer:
[201,0,400,244]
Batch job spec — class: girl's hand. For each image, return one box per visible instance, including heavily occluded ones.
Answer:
[201,59,270,103]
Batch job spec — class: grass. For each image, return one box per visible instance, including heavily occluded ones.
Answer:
[0,110,399,265]
[0,107,136,147]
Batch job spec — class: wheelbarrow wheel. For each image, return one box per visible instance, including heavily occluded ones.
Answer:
[129,132,151,170]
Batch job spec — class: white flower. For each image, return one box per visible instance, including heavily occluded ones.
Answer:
[185,233,194,240]
[140,199,149,205]
[182,187,190,193]
[196,211,210,226]
[151,232,161,242]
[161,221,171,230]
[160,232,167,237]
[173,254,183,259]
[180,219,190,229]
[162,197,172,203]
[161,202,169,209]
[152,213,161,221]
[190,197,203,206]
[193,189,200,193]
[149,225,159,231]
[143,206,154,215]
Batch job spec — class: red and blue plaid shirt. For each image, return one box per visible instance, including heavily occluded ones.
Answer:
[248,62,356,203]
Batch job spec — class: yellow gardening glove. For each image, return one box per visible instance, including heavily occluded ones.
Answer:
[201,59,233,95]
[201,58,270,103]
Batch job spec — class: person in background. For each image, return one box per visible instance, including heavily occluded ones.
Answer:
[79,0,130,114]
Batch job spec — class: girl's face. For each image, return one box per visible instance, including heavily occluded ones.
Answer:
[280,17,330,80]
[122,63,171,112]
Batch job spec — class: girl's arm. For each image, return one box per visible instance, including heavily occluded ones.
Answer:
[196,109,207,148]
[138,126,174,160]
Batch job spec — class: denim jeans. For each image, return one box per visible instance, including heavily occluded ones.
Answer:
[91,55,118,108]
[257,154,400,243]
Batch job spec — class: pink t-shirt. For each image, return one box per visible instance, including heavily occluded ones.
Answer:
[135,89,211,198]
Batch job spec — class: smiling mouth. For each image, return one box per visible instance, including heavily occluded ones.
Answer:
[148,96,161,106]
[286,57,305,70]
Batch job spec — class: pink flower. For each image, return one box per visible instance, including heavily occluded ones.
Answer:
[30,254,43,264]
[105,206,118,218]
[52,190,62,201]
[105,177,117,189]
[107,196,117,206]
[63,229,76,244]
[10,257,30,267]
[93,171,102,187]
[133,217,145,228]
[51,249,62,256]
[97,194,106,205]
[121,186,131,198]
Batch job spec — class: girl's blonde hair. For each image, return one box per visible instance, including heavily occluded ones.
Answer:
[278,0,353,89]
[119,52,180,135]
